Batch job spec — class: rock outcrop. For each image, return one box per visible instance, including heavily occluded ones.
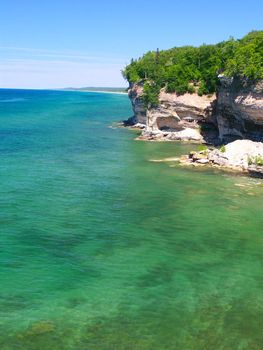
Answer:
[216,77,263,142]
[181,140,263,177]
[139,128,204,142]
[127,82,147,125]
[126,78,263,144]
[127,83,217,142]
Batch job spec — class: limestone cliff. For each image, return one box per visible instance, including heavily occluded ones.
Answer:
[127,82,146,125]
[216,77,263,142]
[127,82,217,142]
[127,78,263,144]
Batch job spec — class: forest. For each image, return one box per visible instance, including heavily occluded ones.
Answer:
[122,31,263,107]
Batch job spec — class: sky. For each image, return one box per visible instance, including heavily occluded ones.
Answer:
[0,0,262,89]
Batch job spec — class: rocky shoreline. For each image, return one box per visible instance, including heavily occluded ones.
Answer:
[180,140,263,177]
[122,77,263,177]
[125,78,263,143]
[137,128,204,142]
[121,124,263,177]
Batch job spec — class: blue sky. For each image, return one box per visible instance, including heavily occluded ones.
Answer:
[0,0,262,88]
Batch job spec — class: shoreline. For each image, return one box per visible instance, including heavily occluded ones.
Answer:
[179,140,263,178]
[65,89,128,95]
[121,121,263,178]
[85,90,128,95]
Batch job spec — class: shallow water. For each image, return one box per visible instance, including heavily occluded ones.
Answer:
[0,89,263,349]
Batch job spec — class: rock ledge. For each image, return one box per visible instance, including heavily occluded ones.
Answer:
[181,140,263,177]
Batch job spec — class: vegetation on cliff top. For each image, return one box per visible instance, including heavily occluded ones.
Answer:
[122,31,263,107]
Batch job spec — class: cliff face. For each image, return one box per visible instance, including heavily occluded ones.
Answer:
[128,83,217,142]
[128,82,147,125]
[216,77,263,142]
[127,78,263,144]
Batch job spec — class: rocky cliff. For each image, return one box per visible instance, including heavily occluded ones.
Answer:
[216,77,263,142]
[127,78,263,144]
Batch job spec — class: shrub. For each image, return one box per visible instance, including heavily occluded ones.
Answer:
[198,144,208,152]
[247,155,263,166]
[219,145,226,153]
[255,155,263,166]
[142,82,160,108]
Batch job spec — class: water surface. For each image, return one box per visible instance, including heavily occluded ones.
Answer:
[0,89,263,349]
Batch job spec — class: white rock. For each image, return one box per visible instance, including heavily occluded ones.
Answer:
[172,128,203,141]
[196,158,209,164]
[224,140,263,168]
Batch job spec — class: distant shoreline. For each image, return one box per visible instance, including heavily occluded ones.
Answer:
[63,88,128,95]
[78,90,128,95]
[0,88,128,95]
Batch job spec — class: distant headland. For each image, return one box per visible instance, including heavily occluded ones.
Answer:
[63,87,128,94]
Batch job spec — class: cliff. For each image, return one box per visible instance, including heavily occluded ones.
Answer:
[127,78,263,144]
[127,83,217,142]
[216,77,263,142]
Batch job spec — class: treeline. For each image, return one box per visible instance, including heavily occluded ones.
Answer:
[122,31,263,107]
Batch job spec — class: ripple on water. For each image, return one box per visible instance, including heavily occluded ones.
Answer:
[1,89,263,349]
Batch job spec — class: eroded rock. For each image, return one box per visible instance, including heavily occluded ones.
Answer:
[181,140,263,177]
[216,77,263,142]
[124,78,263,145]
[126,83,217,142]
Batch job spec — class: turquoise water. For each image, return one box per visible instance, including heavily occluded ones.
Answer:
[0,89,263,349]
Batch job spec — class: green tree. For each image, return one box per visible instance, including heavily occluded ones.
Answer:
[122,31,263,105]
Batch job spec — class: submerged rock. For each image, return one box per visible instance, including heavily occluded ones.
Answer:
[23,321,55,337]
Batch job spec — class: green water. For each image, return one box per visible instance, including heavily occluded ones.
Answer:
[0,89,263,349]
